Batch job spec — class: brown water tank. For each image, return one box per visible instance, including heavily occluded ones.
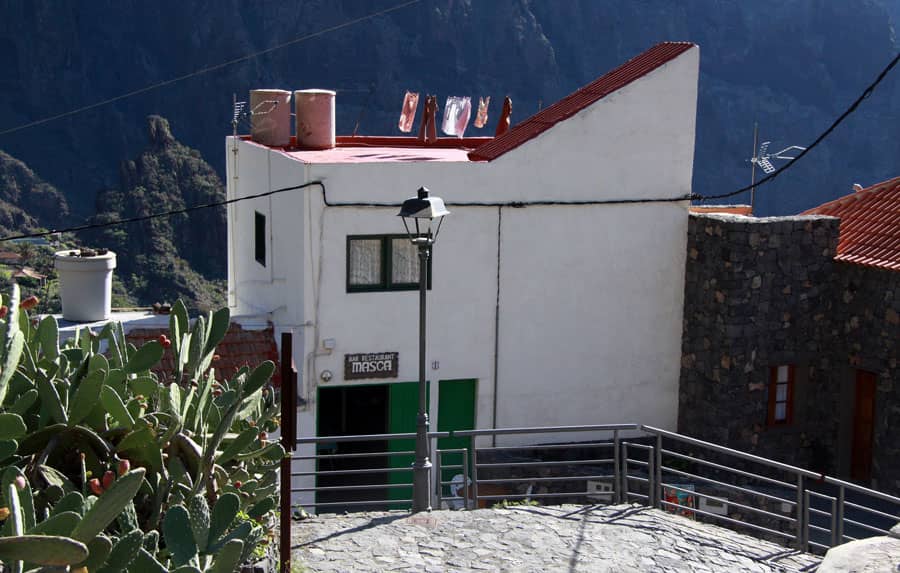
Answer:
[250,89,292,146]
[295,89,336,149]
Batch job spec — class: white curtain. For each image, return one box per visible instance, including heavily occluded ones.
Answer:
[391,239,420,284]
[349,239,382,285]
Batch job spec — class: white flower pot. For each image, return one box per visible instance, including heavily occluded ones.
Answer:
[54,250,117,322]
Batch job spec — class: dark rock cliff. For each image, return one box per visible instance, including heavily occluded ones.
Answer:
[0,0,896,235]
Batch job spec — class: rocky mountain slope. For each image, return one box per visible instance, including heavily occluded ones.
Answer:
[0,0,897,307]
[0,150,69,236]
[84,116,225,310]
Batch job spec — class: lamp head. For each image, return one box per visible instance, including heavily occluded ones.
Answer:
[398,187,450,244]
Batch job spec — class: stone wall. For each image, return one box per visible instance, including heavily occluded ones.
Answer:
[679,213,841,472]
[680,212,900,492]
[836,263,900,492]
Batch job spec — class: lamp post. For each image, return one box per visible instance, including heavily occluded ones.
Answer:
[398,186,450,513]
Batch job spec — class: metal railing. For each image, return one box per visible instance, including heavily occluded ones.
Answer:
[290,423,900,553]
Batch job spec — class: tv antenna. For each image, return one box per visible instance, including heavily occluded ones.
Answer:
[749,122,806,212]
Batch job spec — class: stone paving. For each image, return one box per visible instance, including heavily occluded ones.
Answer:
[292,504,822,572]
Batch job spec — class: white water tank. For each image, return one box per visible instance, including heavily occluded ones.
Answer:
[250,89,292,147]
[54,250,116,322]
[295,89,336,149]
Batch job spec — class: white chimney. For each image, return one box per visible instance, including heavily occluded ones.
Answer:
[54,250,116,322]
[294,89,336,150]
[250,89,292,146]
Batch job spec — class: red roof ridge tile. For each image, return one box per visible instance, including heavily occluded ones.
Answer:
[467,42,696,162]
[803,176,900,272]
[802,176,900,216]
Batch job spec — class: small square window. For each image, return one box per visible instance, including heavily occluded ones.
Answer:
[347,235,430,292]
[254,211,266,267]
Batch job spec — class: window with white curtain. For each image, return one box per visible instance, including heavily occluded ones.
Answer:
[347,235,430,292]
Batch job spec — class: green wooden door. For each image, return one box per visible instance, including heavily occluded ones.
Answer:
[437,379,477,505]
[387,381,429,506]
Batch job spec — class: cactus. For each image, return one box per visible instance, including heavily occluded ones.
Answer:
[0,294,282,572]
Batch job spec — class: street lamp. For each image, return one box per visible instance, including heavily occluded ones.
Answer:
[398,186,450,513]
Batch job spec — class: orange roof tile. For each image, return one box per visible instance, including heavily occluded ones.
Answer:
[803,176,900,271]
[468,42,696,162]
[127,323,282,386]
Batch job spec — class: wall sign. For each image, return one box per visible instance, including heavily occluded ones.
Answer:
[344,352,399,380]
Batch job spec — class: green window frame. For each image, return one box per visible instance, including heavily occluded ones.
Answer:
[346,234,432,292]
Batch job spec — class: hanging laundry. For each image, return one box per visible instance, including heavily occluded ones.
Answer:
[441,96,472,138]
[474,96,490,128]
[398,91,420,133]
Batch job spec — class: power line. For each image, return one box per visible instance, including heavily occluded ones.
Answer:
[0,182,326,242]
[693,50,899,202]
[0,179,693,243]
[0,0,419,138]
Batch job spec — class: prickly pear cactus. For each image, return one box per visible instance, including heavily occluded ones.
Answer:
[0,288,283,572]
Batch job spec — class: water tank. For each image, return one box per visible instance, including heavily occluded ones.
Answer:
[295,89,336,150]
[250,89,292,146]
[54,250,116,322]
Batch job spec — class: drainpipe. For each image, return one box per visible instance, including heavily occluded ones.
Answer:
[491,207,502,447]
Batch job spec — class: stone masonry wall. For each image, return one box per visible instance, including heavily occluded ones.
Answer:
[679,213,842,473]
[679,212,900,493]
[836,263,900,492]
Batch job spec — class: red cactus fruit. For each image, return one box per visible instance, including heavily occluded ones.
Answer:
[19,296,39,310]
[102,471,115,490]
[13,476,26,490]
[88,478,103,496]
[0,306,8,319]
[234,481,242,489]
[118,459,131,477]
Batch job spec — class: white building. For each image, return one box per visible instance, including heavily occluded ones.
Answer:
[226,42,700,508]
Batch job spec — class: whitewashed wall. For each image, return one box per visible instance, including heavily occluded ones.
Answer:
[227,47,698,504]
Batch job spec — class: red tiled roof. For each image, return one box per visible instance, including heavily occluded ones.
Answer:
[127,323,282,386]
[467,42,696,162]
[802,176,900,271]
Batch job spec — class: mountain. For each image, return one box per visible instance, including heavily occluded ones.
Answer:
[84,116,225,311]
[0,150,69,236]
[0,1,897,264]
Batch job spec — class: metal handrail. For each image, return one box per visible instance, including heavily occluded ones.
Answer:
[290,422,900,554]
[641,425,821,479]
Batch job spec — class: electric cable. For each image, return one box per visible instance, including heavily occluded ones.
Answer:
[1,48,895,242]
[692,50,899,202]
[0,181,326,242]
[0,0,420,137]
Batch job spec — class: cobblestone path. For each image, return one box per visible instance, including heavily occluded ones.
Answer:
[291,504,822,572]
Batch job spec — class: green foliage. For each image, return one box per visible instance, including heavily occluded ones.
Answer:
[85,116,227,312]
[0,294,281,572]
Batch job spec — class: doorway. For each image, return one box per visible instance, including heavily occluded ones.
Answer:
[851,370,876,482]
[316,385,390,512]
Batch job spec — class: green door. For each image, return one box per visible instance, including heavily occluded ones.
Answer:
[437,379,477,505]
[387,381,429,506]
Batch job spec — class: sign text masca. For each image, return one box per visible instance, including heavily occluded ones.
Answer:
[344,352,399,380]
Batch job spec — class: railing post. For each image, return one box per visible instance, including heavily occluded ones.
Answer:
[796,475,807,551]
[830,495,838,548]
[622,442,629,503]
[655,434,663,509]
[279,332,297,573]
[471,447,480,509]
[435,450,443,510]
[836,485,845,545]
[462,448,470,510]
[648,444,657,507]
[613,430,621,504]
